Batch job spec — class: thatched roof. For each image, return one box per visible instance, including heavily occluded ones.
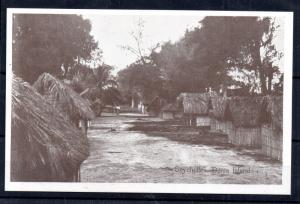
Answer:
[161,102,181,112]
[211,95,283,129]
[178,93,212,115]
[80,87,101,102]
[92,98,103,106]
[210,95,231,120]
[229,96,265,127]
[266,96,283,131]
[80,87,90,97]
[91,98,103,114]
[11,76,89,181]
[33,73,95,123]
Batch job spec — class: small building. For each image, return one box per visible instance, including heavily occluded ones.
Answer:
[228,96,265,147]
[161,102,183,120]
[177,93,212,127]
[11,76,88,182]
[210,95,234,137]
[34,73,95,138]
[260,96,283,161]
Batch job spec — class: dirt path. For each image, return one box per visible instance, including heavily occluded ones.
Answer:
[80,113,282,184]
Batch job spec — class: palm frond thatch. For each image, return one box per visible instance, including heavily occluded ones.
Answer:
[80,87,101,102]
[11,76,89,181]
[229,96,265,127]
[210,96,231,120]
[178,93,212,115]
[33,73,95,124]
[266,95,283,131]
[91,98,103,116]
[161,103,179,112]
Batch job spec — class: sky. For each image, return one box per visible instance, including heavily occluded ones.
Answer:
[83,14,284,75]
[83,14,202,74]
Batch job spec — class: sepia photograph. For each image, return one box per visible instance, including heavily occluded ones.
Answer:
[5,9,293,194]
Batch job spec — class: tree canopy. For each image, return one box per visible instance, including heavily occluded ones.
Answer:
[199,16,282,94]
[117,16,283,104]
[12,14,98,83]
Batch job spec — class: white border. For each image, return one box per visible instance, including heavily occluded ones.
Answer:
[5,9,293,194]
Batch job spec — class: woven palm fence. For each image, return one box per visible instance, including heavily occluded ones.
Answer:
[227,97,265,147]
[178,93,212,115]
[210,96,234,137]
[261,96,283,160]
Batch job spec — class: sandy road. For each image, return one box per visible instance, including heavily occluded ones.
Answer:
[80,113,282,184]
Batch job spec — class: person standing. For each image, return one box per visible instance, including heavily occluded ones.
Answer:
[116,105,120,115]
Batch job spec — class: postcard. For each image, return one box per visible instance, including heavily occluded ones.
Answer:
[5,9,293,194]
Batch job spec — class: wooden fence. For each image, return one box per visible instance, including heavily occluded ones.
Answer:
[261,124,282,161]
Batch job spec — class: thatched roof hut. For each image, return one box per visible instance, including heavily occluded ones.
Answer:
[227,97,264,147]
[177,93,212,115]
[33,73,95,125]
[210,96,234,136]
[228,96,265,127]
[212,95,282,128]
[11,76,89,181]
[210,96,231,120]
[161,102,183,119]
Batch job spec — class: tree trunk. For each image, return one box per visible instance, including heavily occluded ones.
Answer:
[266,62,274,94]
[261,73,267,95]
[267,73,273,94]
[252,44,267,95]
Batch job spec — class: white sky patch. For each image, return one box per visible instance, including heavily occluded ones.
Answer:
[83,15,202,74]
[264,17,285,72]
[83,15,284,76]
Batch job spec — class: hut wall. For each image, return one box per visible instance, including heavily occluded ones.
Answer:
[162,112,174,120]
[183,114,196,126]
[174,112,183,119]
[148,110,158,117]
[229,127,262,147]
[261,124,282,161]
[79,119,88,137]
[210,118,234,136]
[196,116,210,127]
[210,117,217,131]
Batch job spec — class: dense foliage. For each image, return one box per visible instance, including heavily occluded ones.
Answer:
[13,14,97,83]
[117,16,283,104]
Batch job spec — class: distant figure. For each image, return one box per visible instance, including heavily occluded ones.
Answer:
[115,105,120,115]
[79,119,88,137]
[141,104,145,114]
